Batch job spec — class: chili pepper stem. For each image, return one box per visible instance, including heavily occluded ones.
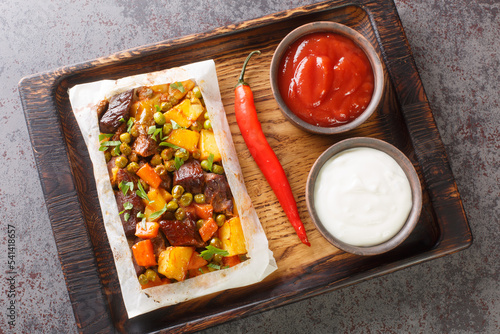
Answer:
[236,50,261,87]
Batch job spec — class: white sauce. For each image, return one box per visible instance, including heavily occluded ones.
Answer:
[314,147,412,247]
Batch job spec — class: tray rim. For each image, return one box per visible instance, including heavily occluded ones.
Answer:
[19,0,472,332]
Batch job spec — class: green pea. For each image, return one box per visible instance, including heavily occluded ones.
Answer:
[110,147,120,157]
[163,123,173,137]
[200,160,210,171]
[196,219,205,230]
[120,142,132,156]
[215,214,226,227]
[145,269,158,282]
[190,121,202,132]
[120,132,131,144]
[161,102,173,111]
[210,237,222,250]
[165,160,176,172]
[213,164,224,175]
[175,149,189,161]
[194,194,205,204]
[128,152,138,163]
[179,193,193,207]
[204,112,210,120]
[213,254,223,264]
[154,112,166,126]
[154,164,166,176]
[174,207,186,220]
[127,162,140,173]
[169,96,178,105]
[161,148,174,161]
[115,156,128,168]
[172,185,184,198]
[192,149,201,160]
[138,274,148,285]
[166,200,178,211]
[203,119,212,130]
[130,125,140,138]
[193,86,202,99]
[104,151,111,163]
[150,154,162,166]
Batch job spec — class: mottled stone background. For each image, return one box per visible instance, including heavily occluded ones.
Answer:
[0,0,498,333]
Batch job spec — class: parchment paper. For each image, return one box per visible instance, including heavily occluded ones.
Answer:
[68,60,277,318]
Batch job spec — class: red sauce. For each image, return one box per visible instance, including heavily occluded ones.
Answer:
[278,32,374,127]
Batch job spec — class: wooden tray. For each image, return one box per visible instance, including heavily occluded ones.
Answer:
[20,0,471,332]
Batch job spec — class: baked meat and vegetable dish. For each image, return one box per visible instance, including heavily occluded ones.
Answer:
[97,80,247,288]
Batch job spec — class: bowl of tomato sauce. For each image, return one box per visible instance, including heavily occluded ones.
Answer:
[270,22,384,134]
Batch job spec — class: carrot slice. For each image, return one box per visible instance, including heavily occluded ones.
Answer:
[188,265,209,278]
[187,251,208,270]
[132,239,157,267]
[135,222,160,239]
[137,163,162,189]
[194,203,213,220]
[199,218,218,242]
[222,255,241,268]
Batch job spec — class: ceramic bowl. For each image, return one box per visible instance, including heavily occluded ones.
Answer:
[305,137,422,255]
[270,21,384,134]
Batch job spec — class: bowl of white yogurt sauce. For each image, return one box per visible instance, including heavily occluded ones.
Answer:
[306,137,422,256]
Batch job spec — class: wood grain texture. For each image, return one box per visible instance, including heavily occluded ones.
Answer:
[20,0,471,333]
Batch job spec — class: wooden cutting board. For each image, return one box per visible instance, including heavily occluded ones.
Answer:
[20,0,471,332]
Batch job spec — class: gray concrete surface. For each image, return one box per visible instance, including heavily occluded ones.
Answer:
[0,0,498,333]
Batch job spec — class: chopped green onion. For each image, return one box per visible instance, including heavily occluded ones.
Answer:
[127,117,135,133]
[136,182,150,201]
[170,81,185,93]
[208,263,220,270]
[149,203,167,220]
[200,245,229,261]
[174,156,184,170]
[119,181,134,195]
[207,153,214,172]
[98,133,113,141]
[171,120,181,129]
[123,212,130,222]
[159,142,181,149]
[147,125,156,135]
[119,202,133,214]
[155,104,161,113]
[151,128,162,142]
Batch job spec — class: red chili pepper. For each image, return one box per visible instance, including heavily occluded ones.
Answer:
[234,50,311,247]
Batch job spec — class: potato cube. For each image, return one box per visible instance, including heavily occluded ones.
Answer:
[199,129,222,161]
[164,96,203,128]
[144,188,172,221]
[170,80,195,100]
[166,128,200,153]
[219,217,247,256]
[157,246,194,282]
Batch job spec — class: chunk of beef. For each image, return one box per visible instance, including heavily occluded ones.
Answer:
[159,218,205,248]
[99,90,134,133]
[204,173,233,215]
[132,256,145,276]
[173,159,204,194]
[114,190,145,237]
[115,168,138,189]
[159,171,172,190]
[111,123,127,142]
[96,99,109,120]
[131,134,158,157]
